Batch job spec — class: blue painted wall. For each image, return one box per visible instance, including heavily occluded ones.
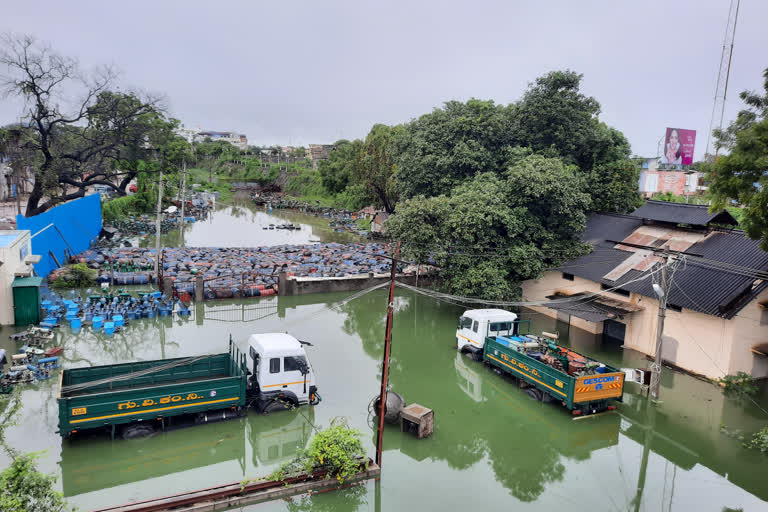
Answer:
[16,194,102,277]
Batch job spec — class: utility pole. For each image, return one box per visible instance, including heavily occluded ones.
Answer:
[154,170,164,285]
[650,247,670,401]
[375,240,401,467]
[179,160,187,247]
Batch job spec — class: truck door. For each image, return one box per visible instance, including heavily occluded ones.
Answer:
[282,355,311,403]
[456,316,478,350]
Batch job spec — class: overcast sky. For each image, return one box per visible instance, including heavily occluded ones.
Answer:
[2,1,767,160]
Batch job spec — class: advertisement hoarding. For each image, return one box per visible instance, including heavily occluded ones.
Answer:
[661,128,696,166]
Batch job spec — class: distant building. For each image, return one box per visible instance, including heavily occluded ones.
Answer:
[307,144,333,169]
[523,201,768,380]
[371,212,390,233]
[636,157,700,198]
[196,131,248,150]
[175,126,199,144]
[0,230,39,325]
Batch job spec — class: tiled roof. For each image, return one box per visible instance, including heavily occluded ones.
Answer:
[631,200,738,227]
[556,215,768,319]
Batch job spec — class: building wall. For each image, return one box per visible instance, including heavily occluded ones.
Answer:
[639,170,698,197]
[0,231,33,325]
[522,270,768,379]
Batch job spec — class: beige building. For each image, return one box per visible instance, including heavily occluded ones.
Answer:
[522,201,768,380]
[0,230,39,325]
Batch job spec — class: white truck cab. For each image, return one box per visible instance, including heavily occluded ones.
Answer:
[247,333,320,411]
[456,309,518,360]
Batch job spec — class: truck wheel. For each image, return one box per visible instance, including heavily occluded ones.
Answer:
[472,350,483,362]
[525,388,543,401]
[263,400,288,414]
[541,392,554,404]
[122,424,156,440]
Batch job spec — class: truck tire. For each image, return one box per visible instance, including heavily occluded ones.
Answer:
[263,400,289,414]
[471,350,483,362]
[525,388,543,401]
[122,424,156,440]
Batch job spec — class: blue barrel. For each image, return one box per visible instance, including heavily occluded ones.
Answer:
[127,310,139,320]
[145,308,156,318]
[70,318,82,329]
[104,322,115,335]
[92,316,103,329]
[158,307,170,317]
[113,314,124,327]
[44,316,57,325]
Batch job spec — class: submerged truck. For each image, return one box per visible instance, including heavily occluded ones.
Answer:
[457,309,624,416]
[58,333,320,439]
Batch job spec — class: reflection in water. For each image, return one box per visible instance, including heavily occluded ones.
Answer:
[1,290,767,511]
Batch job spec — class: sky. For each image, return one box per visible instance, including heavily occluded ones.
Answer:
[1,0,767,160]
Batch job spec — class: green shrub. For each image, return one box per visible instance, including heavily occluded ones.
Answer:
[745,426,768,453]
[50,263,98,289]
[0,453,70,512]
[718,372,759,396]
[101,194,149,222]
[267,419,365,483]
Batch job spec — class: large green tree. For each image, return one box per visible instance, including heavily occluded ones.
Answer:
[512,70,631,170]
[386,155,590,299]
[394,99,513,199]
[0,453,70,512]
[318,139,363,194]
[355,124,404,213]
[709,67,768,249]
[0,34,167,215]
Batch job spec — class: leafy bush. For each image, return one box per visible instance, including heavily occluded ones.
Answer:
[267,419,365,483]
[102,194,149,222]
[50,263,98,289]
[745,426,768,453]
[718,372,759,396]
[0,453,70,512]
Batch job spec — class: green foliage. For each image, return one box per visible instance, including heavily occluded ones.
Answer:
[50,263,98,289]
[652,191,688,203]
[710,67,768,249]
[266,419,365,484]
[395,99,514,199]
[101,194,149,222]
[0,453,69,512]
[319,139,363,194]
[386,155,591,300]
[587,160,643,213]
[745,425,768,453]
[356,124,404,212]
[718,372,759,396]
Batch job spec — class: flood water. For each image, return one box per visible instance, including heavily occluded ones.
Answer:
[1,289,767,511]
[135,202,362,248]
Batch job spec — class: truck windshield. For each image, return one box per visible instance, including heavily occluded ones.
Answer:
[284,355,308,373]
[458,317,472,329]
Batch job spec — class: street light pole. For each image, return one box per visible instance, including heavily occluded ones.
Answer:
[154,170,164,285]
[650,247,670,401]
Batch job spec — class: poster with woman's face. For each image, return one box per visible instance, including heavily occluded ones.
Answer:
[662,127,696,165]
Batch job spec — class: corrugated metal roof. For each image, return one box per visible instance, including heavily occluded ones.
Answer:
[556,217,767,319]
[631,200,738,226]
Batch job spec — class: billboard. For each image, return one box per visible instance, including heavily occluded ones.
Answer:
[661,127,696,166]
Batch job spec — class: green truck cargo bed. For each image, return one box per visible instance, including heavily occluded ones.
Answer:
[483,335,624,414]
[58,342,247,437]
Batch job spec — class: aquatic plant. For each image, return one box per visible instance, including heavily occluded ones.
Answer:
[745,426,768,454]
[718,372,759,396]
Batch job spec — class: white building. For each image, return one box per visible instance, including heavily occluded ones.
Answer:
[0,230,40,325]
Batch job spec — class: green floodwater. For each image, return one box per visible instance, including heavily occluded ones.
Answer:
[1,289,767,511]
[134,202,362,248]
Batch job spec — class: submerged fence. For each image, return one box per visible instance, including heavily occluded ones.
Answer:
[17,194,102,278]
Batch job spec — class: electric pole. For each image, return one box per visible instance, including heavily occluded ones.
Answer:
[179,160,187,247]
[375,240,401,467]
[650,247,670,401]
[154,170,164,284]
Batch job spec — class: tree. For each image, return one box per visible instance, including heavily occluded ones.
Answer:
[709,67,768,249]
[355,124,403,213]
[386,155,590,300]
[318,139,363,194]
[0,453,70,512]
[394,99,513,199]
[512,70,630,170]
[586,159,643,213]
[0,34,164,215]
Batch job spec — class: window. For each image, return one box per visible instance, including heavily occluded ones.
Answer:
[460,317,473,329]
[284,355,307,372]
[472,321,478,333]
[667,304,682,312]
[269,358,280,373]
[562,272,574,281]
[489,322,512,333]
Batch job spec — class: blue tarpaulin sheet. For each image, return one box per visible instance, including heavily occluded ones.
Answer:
[16,194,102,277]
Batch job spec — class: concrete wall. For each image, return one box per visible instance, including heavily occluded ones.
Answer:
[522,270,768,379]
[0,230,33,325]
[278,272,427,296]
